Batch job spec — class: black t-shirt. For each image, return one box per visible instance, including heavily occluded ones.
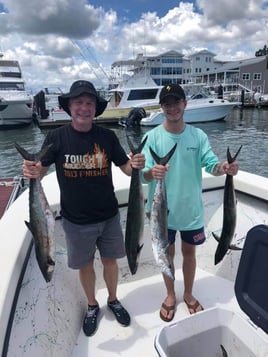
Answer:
[42,124,129,224]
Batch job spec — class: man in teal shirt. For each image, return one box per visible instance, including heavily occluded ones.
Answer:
[142,84,239,322]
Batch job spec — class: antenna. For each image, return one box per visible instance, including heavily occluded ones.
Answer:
[71,40,110,85]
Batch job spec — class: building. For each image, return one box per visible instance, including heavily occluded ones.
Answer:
[111,50,268,95]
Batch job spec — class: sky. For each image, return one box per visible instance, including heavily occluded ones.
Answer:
[1,0,268,93]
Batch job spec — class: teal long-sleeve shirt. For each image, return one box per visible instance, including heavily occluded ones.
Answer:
[142,124,219,231]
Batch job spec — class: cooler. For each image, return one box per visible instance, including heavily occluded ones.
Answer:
[154,224,268,357]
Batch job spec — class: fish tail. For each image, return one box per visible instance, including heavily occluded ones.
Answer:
[15,142,53,162]
[149,143,177,166]
[227,145,242,163]
[126,135,148,154]
[162,267,175,281]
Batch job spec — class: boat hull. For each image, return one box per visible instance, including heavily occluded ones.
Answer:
[97,103,160,120]
[0,98,33,128]
[141,101,238,126]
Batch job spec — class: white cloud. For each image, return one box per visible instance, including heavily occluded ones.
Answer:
[1,0,268,91]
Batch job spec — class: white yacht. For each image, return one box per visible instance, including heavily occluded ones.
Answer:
[96,74,162,120]
[141,90,239,126]
[0,54,33,129]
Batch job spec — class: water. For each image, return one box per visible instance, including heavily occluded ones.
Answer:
[0,107,268,179]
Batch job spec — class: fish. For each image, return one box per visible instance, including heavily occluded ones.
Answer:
[213,145,242,265]
[149,144,177,280]
[220,344,228,357]
[15,142,55,282]
[125,135,147,274]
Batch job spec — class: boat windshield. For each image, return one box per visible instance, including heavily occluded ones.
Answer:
[127,88,159,101]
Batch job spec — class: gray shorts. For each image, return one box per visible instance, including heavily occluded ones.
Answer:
[62,213,125,269]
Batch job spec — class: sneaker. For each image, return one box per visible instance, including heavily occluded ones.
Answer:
[83,304,100,336]
[107,299,131,326]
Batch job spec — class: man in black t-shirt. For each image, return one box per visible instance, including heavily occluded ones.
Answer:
[22,80,145,337]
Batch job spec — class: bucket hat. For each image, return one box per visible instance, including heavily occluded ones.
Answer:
[159,84,186,104]
[58,80,108,116]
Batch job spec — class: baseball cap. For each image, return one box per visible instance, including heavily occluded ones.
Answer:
[159,84,186,104]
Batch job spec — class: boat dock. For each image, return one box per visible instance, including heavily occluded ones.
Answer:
[0,177,24,219]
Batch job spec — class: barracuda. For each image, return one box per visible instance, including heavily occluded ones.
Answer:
[15,143,55,282]
[213,145,242,265]
[125,135,147,275]
[149,144,177,281]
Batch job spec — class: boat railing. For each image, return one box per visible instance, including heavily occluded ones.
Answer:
[0,176,25,214]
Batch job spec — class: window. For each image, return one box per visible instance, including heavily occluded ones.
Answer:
[242,73,250,80]
[151,67,160,75]
[162,67,182,75]
[162,57,182,64]
[0,82,24,90]
[253,73,261,80]
[127,89,159,101]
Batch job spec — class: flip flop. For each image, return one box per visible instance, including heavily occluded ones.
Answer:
[159,302,176,322]
[184,299,204,314]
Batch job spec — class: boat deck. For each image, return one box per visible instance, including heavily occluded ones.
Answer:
[0,177,24,219]
[2,170,268,356]
[73,266,241,357]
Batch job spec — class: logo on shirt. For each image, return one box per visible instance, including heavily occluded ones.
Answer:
[63,144,109,178]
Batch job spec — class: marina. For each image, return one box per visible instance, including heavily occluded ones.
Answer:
[1,106,267,180]
[0,105,267,356]
[2,4,268,355]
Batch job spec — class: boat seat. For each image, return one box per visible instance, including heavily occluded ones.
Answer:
[235,224,268,334]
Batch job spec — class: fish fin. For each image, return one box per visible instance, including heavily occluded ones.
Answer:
[229,243,243,251]
[227,145,242,164]
[137,244,144,253]
[220,344,228,357]
[149,143,177,166]
[48,256,55,266]
[212,232,220,243]
[24,220,33,234]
